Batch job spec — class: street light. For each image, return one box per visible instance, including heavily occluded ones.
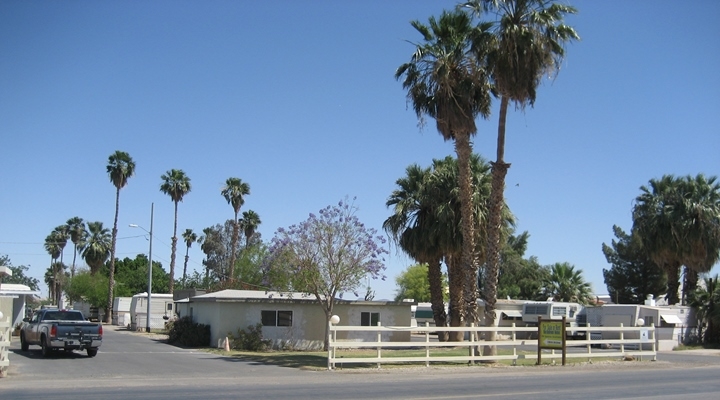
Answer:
[129,202,154,333]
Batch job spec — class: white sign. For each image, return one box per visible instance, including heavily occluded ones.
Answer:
[640,328,649,343]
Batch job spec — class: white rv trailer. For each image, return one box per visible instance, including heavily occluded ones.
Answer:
[112,297,132,326]
[129,293,175,331]
[522,301,586,338]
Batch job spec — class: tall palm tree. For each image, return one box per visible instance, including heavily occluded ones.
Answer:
[677,174,720,298]
[66,217,87,278]
[44,232,62,303]
[463,0,579,345]
[385,155,500,340]
[221,177,250,282]
[52,225,70,263]
[160,169,192,294]
[633,174,720,305]
[542,262,592,304]
[106,150,135,323]
[199,226,223,281]
[81,221,112,275]
[384,163,449,339]
[633,175,684,304]
[240,210,261,249]
[45,262,67,306]
[396,10,493,327]
[181,228,198,284]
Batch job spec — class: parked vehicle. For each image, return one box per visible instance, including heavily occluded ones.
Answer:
[522,301,586,338]
[20,309,103,357]
[129,292,176,331]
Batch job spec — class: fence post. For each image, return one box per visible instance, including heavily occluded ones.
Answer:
[327,320,333,370]
[587,323,592,362]
[469,323,475,365]
[425,321,430,367]
[376,321,382,369]
[651,323,657,361]
[619,323,625,354]
[511,323,517,366]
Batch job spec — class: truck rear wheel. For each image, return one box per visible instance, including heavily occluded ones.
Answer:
[20,333,29,351]
[41,335,51,358]
[87,348,98,357]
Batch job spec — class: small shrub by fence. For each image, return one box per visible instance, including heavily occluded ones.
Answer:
[327,322,656,370]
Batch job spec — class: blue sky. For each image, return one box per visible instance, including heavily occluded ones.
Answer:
[1,1,718,301]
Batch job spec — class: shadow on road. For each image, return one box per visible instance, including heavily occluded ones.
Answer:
[9,348,94,360]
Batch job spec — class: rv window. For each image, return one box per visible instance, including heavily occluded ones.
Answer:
[167,303,173,311]
[361,312,380,326]
[525,305,548,315]
[553,307,566,317]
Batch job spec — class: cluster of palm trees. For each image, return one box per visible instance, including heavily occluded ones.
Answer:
[394,0,578,348]
[42,150,261,322]
[42,218,111,306]
[632,174,720,306]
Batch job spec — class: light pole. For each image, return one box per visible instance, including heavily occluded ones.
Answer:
[129,202,154,332]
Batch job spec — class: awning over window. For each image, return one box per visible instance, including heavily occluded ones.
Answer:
[502,310,522,318]
[660,314,683,324]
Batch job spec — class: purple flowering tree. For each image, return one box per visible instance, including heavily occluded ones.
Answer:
[264,198,387,350]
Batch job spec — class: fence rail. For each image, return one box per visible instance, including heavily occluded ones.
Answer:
[327,322,656,370]
[0,317,12,378]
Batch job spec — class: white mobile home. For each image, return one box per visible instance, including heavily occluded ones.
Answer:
[0,283,40,328]
[112,297,132,327]
[176,290,412,350]
[584,303,693,351]
[130,293,175,331]
[412,300,525,328]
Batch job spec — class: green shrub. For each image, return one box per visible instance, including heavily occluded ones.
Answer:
[228,323,272,351]
[166,316,211,347]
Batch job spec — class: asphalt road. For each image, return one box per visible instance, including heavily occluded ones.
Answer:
[3,326,720,399]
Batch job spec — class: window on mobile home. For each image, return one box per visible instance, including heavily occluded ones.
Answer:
[361,312,380,326]
[261,310,293,327]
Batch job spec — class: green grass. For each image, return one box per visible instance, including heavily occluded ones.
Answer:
[204,347,628,370]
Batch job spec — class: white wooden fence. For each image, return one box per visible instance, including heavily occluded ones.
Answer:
[327,322,656,370]
[0,317,12,378]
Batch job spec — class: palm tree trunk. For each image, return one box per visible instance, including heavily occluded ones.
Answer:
[183,244,190,284]
[426,257,449,342]
[484,96,511,357]
[455,132,475,327]
[682,267,698,306]
[447,254,464,341]
[106,187,121,324]
[665,263,681,305]
[71,245,77,279]
[169,201,178,294]
[228,211,240,282]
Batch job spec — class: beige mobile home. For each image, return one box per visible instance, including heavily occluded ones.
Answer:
[130,293,175,331]
[584,302,693,350]
[0,283,40,328]
[176,289,412,350]
[112,297,132,327]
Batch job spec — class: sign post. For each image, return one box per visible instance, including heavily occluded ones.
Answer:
[537,316,567,365]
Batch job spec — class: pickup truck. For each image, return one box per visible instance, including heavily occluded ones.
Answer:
[20,309,103,357]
